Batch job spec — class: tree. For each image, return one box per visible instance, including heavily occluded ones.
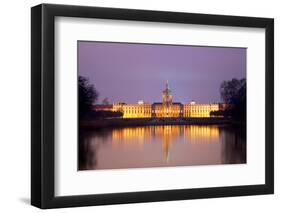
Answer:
[220,78,246,122]
[102,97,110,105]
[79,76,98,118]
[220,78,246,104]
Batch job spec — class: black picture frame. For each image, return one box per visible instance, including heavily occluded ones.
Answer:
[31,3,274,209]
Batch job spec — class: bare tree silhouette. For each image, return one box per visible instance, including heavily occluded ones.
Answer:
[79,76,98,119]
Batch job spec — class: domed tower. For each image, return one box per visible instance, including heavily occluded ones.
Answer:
[162,81,172,117]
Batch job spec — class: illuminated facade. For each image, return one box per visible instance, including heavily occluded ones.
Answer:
[151,81,184,118]
[95,82,221,118]
[121,103,152,118]
[184,102,219,118]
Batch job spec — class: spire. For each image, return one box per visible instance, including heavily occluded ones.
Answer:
[163,80,171,95]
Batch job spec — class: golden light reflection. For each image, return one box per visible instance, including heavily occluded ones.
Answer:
[111,125,219,160]
[184,126,219,144]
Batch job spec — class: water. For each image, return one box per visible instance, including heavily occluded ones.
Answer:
[79,125,246,170]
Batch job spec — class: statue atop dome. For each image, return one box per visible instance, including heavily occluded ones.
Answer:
[162,81,173,117]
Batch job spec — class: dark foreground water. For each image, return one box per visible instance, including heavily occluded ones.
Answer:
[79,125,246,170]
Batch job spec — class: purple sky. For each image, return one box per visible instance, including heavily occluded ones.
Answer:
[78,41,246,104]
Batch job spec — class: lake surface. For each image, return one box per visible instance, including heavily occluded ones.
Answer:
[79,125,246,170]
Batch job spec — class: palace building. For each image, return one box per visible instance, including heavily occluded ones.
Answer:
[95,81,221,118]
[151,81,184,118]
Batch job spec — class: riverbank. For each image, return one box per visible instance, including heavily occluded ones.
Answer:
[80,117,234,129]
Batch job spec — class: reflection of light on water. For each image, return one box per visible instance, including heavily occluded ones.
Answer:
[112,127,147,146]
[111,125,219,160]
[184,126,219,144]
[161,126,173,162]
[79,125,246,170]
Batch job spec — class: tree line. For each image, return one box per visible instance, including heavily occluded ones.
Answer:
[79,75,246,122]
[79,76,122,120]
[211,78,246,123]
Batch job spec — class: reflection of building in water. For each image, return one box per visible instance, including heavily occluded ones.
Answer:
[184,125,219,144]
[160,126,179,161]
[111,127,149,146]
[95,81,222,118]
[111,125,219,160]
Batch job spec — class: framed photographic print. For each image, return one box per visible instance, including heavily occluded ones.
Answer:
[31,3,274,209]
